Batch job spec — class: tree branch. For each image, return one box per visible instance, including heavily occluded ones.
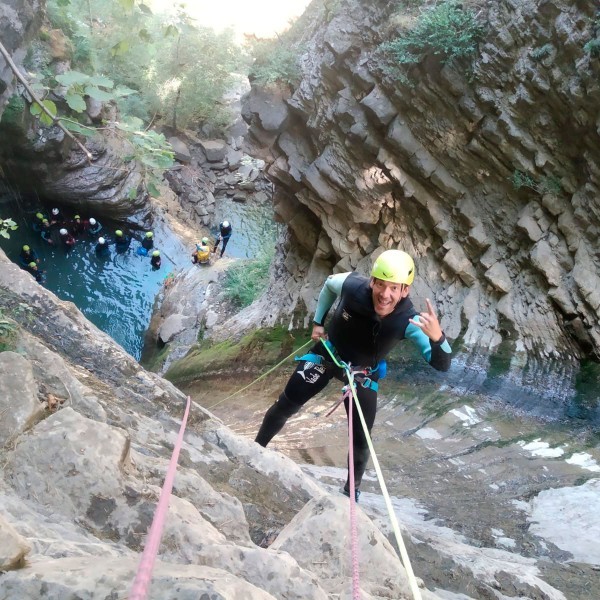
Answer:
[0,39,93,161]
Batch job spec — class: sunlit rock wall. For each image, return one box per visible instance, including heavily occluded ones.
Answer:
[242,0,600,362]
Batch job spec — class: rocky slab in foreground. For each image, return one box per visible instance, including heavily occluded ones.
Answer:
[0,252,438,599]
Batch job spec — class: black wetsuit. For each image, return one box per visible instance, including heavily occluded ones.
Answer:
[19,249,38,267]
[256,272,452,493]
[214,222,232,257]
[115,235,132,253]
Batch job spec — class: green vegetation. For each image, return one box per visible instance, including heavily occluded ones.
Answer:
[115,117,174,198]
[0,302,31,351]
[584,14,600,57]
[165,326,311,383]
[0,95,27,126]
[223,248,274,309]
[0,313,18,352]
[246,2,316,88]
[529,44,553,62]
[584,38,600,58]
[0,218,18,239]
[381,0,485,77]
[248,40,303,88]
[510,170,562,195]
[45,0,241,130]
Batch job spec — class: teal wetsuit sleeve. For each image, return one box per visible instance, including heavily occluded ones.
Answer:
[313,272,350,326]
[405,316,452,372]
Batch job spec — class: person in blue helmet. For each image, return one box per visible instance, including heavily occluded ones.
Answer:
[255,250,452,502]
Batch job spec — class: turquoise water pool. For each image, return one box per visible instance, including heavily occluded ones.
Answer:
[0,196,278,359]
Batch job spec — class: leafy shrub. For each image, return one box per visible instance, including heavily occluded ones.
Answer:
[223,249,274,308]
[45,0,242,131]
[530,44,553,61]
[0,218,18,239]
[382,0,485,67]
[0,95,26,126]
[0,313,18,352]
[248,39,303,88]
[584,38,600,58]
[510,170,561,195]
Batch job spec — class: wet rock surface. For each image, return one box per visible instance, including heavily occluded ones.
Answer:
[201,358,600,600]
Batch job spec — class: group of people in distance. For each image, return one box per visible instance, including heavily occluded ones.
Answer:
[22,207,162,283]
[191,220,233,264]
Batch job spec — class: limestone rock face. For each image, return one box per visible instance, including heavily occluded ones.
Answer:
[241,0,600,361]
[0,515,30,571]
[0,352,46,446]
[0,250,435,599]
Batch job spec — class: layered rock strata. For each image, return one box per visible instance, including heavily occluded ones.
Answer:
[241,0,600,362]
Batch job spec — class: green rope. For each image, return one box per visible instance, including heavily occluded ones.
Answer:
[205,339,313,410]
[319,339,423,600]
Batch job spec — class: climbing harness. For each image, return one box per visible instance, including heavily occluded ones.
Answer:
[205,339,313,410]
[320,339,423,600]
[129,395,191,600]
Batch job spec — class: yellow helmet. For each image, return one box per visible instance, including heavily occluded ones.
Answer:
[371,250,415,285]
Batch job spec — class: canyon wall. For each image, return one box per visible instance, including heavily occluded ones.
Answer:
[241,0,600,363]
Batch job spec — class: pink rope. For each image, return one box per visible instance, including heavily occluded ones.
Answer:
[129,395,191,600]
[325,387,351,417]
[347,387,361,599]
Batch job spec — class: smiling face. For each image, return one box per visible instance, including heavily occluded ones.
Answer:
[370,277,409,317]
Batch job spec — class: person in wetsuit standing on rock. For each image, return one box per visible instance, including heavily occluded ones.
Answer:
[212,220,232,258]
[255,249,452,501]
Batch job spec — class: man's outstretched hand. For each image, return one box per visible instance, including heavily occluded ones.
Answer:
[409,298,444,342]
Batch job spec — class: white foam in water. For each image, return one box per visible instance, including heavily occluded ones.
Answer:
[450,405,481,426]
[565,452,600,472]
[518,439,564,458]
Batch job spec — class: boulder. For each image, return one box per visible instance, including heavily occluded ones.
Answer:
[0,515,30,570]
[0,352,45,447]
[270,495,421,598]
[0,556,277,600]
[199,140,228,162]
[168,137,192,164]
[484,261,512,293]
[158,313,191,344]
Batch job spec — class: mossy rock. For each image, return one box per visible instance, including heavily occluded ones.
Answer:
[165,326,311,384]
[0,95,27,128]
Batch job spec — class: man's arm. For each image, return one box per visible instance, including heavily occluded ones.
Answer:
[311,273,350,341]
[406,298,452,371]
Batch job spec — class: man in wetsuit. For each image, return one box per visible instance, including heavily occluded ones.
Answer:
[114,229,132,253]
[255,249,452,501]
[212,220,232,258]
[19,245,39,267]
